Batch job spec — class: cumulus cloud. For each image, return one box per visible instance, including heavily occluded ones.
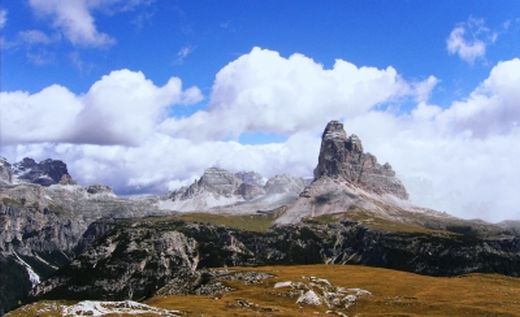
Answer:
[446,17,497,64]
[436,58,520,136]
[27,0,150,47]
[0,69,202,145]
[2,48,520,222]
[160,47,424,140]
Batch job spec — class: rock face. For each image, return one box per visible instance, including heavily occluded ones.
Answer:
[32,216,520,303]
[163,168,305,212]
[11,157,75,186]
[0,163,167,315]
[314,121,408,199]
[0,157,13,185]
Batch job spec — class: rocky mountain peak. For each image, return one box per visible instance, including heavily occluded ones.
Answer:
[13,157,75,186]
[164,168,306,212]
[322,120,347,141]
[313,120,408,199]
[197,167,241,197]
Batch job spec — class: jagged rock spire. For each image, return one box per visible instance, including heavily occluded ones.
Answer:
[314,120,408,199]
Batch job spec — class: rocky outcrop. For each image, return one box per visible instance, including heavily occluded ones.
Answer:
[9,157,75,186]
[85,184,115,195]
[314,121,408,199]
[0,157,13,185]
[278,121,413,224]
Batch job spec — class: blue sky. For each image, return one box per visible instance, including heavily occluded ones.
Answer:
[2,1,520,105]
[1,1,520,221]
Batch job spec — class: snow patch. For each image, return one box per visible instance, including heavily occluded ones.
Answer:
[62,300,181,317]
[13,252,40,287]
[33,253,59,270]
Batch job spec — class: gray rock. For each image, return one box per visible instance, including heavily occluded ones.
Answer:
[297,290,322,305]
[277,120,412,224]
[234,171,265,186]
[0,157,13,185]
[86,184,114,195]
[314,120,408,199]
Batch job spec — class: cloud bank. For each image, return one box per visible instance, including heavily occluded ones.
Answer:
[1,48,520,222]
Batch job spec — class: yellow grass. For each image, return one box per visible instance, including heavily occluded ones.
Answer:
[8,265,520,316]
[147,264,520,317]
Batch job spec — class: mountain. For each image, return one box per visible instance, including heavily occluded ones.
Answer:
[0,158,306,314]
[314,120,408,199]
[277,120,446,224]
[0,160,170,315]
[159,167,306,213]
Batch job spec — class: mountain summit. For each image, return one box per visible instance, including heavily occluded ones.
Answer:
[314,120,408,199]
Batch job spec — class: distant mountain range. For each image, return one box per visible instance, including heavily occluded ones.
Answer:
[1,120,519,315]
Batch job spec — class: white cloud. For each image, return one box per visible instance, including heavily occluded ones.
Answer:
[2,48,520,222]
[437,58,520,136]
[160,47,422,140]
[27,0,151,47]
[0,8,7,29]
[1,85,81,143]
[72,69,203,145]
[446,17,496,64]
[0,69,202,145]
[28,0,114,47]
